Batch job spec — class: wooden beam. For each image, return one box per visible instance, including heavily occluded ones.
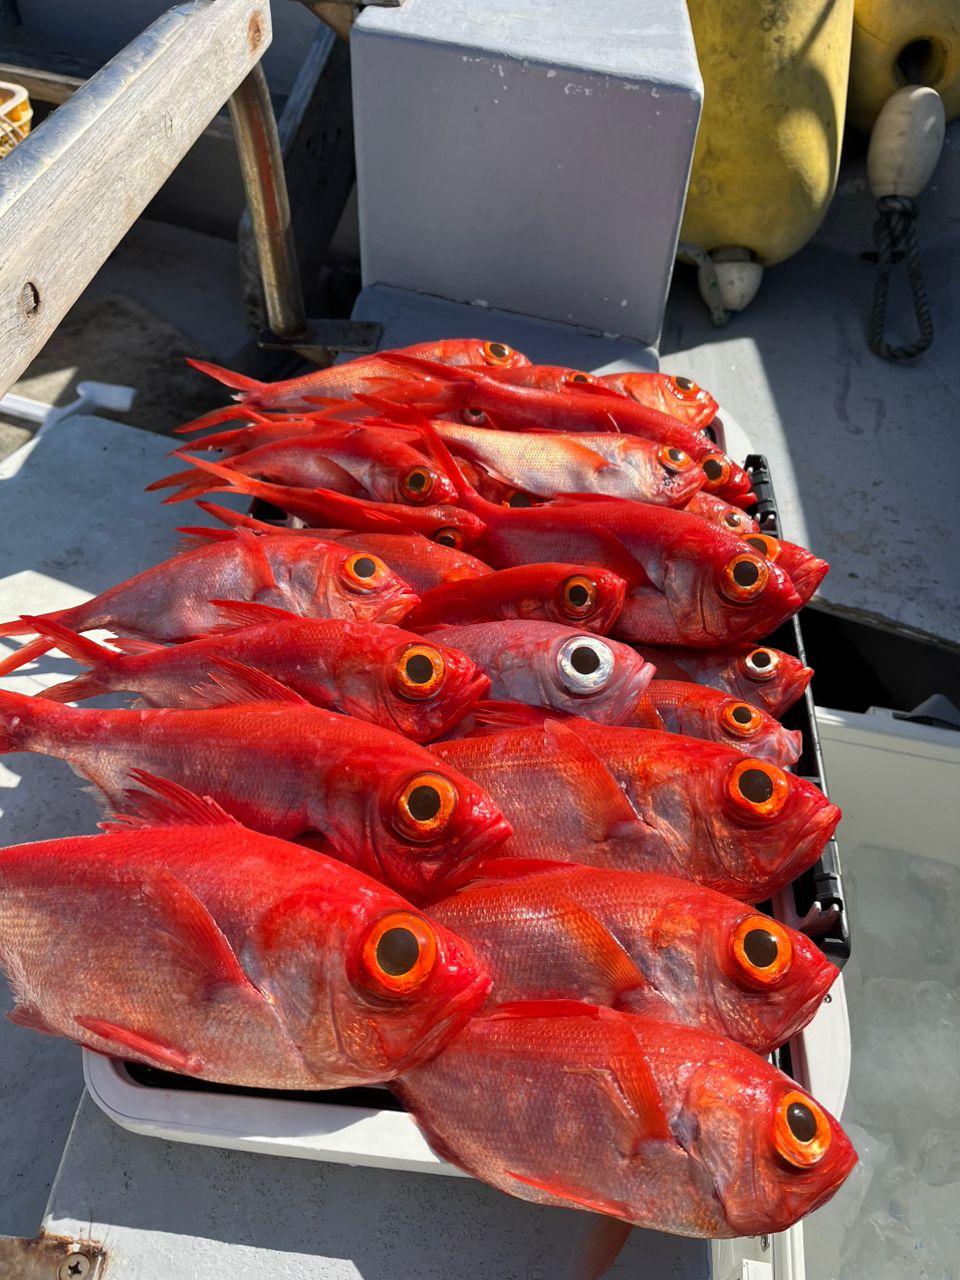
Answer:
[0,0,272,398]
[238,25,355,334]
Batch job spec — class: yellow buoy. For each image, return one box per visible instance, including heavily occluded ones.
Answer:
[848,0,960,132]
[681,0,855,267]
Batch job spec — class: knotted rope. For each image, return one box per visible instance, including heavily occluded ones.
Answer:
[869,195,934,361]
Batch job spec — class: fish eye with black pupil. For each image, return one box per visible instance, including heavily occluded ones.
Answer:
[743,928,779,968]
[733,560,760,588]
[675,376,694,390]
[738,768,774,804]
[376,927,420,977]
[571,646,600,674]
[702,457,724,481]
[407,784,441,822]
[750,649,772,669]
[507,491,533,508]
[567,584,589,608]
[732,705,754,725]
[787,1103,818,1144]
[405,654,435,685]
[353,556,376,579]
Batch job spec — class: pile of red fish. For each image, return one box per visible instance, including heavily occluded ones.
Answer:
[0,337,855,1257]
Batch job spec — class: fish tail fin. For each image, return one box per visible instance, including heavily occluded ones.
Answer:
[0,625,66,675]
[185,358,266,397]
[146,465,219,504]
[172,404,252,436]
[20,617,123,701]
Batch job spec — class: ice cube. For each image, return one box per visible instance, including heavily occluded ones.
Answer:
[844,845,960,987]
[802,1122,893,1278]
[840,1210,954,1280]
[915,1129,960,1189]
[846,979,960,1150]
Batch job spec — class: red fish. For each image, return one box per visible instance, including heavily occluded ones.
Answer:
[393,1003,857,1238]
[179,454,486,547]
[645,644,813,718]
[430,420,705,506]
[0,530,417,678]
[631,680,802,766]
[153,427,456,508]
[405,564,626,634]
[411,424,802,647]
[370,355,754,505]
[735,532,830,605]
[183,340,530,418]
[191,504,493,594]
[0,689,510,901]
[0,774,490,1087]
[433,717,839,900]
[684,491,761,535]
[429,862,837,1052]
[27,609,488,743]
[425,622,653,725]
[598,371,720,429]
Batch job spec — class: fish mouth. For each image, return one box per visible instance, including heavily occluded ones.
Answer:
[612,659,658,723]
[426,670,492,739]
[784,557,829,605]
[412,969,493,1063]
[415,813,514,899]
[378,590,420,624]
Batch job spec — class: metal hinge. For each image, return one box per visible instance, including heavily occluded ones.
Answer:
[0,1234,106,1280]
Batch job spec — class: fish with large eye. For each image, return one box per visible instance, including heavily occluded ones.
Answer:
[426,621,654,723]
[595,370,720,430]
[429,864,837,1053]
[434,718,839,901]
[391,1005,857,1240]
[638,643,814,718]
[0,779,492,1089]
[629,680,802,766]
[404,564,626,634]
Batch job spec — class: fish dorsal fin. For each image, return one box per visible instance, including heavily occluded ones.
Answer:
[190,657,308,707]
[540,720,640,841]
[185,357,265,396]
[176,525,235,549]
[102,770,241,830]
[234,526,278,595]
[209,599,301,630]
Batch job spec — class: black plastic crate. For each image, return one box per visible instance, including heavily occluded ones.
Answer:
[745,453,850,969]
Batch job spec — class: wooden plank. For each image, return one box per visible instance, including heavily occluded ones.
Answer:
[0,63,85,106]
[238,24,355,332]
[0,0,272,399]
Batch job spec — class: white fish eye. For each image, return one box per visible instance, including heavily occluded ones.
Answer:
[556,636,615,693]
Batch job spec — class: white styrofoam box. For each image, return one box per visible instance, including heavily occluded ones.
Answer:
[351,0,702,345]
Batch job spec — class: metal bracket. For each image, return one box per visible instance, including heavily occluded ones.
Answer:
[0,1234,105,1279]
[258,318,383,362]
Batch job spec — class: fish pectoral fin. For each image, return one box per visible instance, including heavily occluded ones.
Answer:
[563,1056,671,1151]
[506,1170,625,1218]
[8,1000,60,1036]
[553,895,649,997]
[542,721,639,841]
[101,771,240,831]
[235,526,279,594]
[189,657,308,707]
[74,1016,208,1075]
[208,599,301,630]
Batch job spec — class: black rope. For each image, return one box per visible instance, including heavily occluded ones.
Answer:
[869,195,934,361]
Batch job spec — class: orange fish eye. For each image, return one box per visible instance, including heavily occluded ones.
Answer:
[743,533,779,561]
[393,772,458,843]
[701,453,732,490]
[727,759,790,818]
[360,911,438,997]
[743,647,780,680]
[559,574,599,619]
[657,444,694,472]
[433,527,465,550]
[394,645,446,699]
[721,701,764,738]
[720,554,770,603]
[669,375,700,399]
[342,552,388,592]
[462,408,487,424]
[731,916,793,988]
[563,370,594,386]
[482,341,513,366]
[774,1090,832,1168]
[400,466,435,502]
[722,509,748,532]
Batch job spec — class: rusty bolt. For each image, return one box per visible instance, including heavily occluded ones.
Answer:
[20,281,40,316]
[58,1252,91,1280]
